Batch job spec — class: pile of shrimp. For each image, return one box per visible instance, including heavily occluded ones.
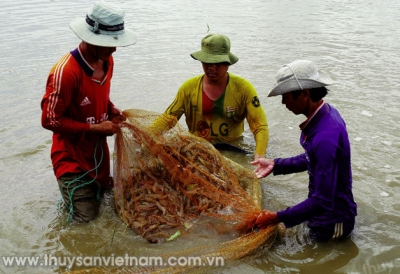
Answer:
[113,110,261,243]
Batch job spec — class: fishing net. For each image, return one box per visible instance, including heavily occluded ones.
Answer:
[107,109,280,272]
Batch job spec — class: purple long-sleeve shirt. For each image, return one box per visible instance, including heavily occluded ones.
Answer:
[275,103,357,228]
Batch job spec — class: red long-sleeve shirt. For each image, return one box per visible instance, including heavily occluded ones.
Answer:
[41,47,115,188]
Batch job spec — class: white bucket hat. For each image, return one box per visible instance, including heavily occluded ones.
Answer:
[69,1,137,47]
[268,60,333,97]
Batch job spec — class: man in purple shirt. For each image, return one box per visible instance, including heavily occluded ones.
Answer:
[251,60,357,241]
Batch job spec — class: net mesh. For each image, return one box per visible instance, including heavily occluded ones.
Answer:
[70,108,279,273]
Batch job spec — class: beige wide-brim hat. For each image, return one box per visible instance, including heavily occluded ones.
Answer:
[268,60,334,97]
[190,34,239,65]
[70,1,137,47]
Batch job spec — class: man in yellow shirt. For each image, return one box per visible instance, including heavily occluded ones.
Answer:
[151,33,269,160]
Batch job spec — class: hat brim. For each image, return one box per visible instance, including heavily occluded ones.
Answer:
[190,51,238,65]
[70,18,137,47]
[268,70,334,97]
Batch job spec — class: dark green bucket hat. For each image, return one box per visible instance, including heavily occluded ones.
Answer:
[190,34,239,65]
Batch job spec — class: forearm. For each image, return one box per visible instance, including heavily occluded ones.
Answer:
[273,153,308,175]
[247,102,269,157]
[41,111,89,135]
[41,88,89,134]
[148,113,178,134]
[277,197,325,228]
[254,125,268,157]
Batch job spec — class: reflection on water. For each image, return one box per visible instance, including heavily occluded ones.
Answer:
[1,0,400,273]
[268,226,360,274]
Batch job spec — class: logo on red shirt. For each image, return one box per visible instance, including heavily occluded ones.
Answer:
[80,96,91,106]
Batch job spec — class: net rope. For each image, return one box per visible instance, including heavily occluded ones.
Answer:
[58,139,102,223]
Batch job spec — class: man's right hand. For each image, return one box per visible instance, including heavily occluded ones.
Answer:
[250,158,275,178]
[89,121,121,136]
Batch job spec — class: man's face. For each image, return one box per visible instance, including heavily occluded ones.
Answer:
[95,46,117,61]
[201,62,230,82]
[281,91,306,115]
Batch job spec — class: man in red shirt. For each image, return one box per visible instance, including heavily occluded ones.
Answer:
[41,1,137,222]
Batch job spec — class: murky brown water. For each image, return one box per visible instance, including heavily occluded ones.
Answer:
[1,0,400,273]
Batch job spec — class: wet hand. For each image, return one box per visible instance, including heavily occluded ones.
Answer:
[90,121,121,136]
[253,154,263,162]
[255,210,279,229]
[250,158,275,178]
[109,108,126,123]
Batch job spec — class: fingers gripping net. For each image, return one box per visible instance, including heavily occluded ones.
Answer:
[113,109,278,267]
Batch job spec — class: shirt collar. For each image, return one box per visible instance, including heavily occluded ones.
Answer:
[70,47,94,77]
[299,100,325,130]
[70,47,110,85]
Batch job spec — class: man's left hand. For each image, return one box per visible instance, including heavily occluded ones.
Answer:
[255,210,280,229]
[109,107,126,123]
